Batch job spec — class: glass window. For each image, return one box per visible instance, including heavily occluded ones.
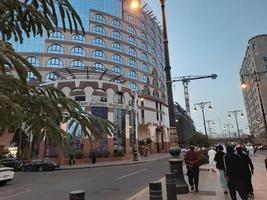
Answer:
[71,34,86,44]
[150,38,156,47]
[47,44,64,54]
[112,54,123,64]
[127,15,135,24]
[44,72,59,82]
[92,50,105,60]
[112,66,123,75]
[160,63,164,71]
[49,31,65,40]
[161,93,166,100]
[92,38,106,47]
[93,63,105,72]
[152,68,158,77]
[160,72,165,81]
[153,90,159,97]
[140,42,148,51]
[128,70,138,79]
[153,79,159,87]
[160,82,165,91]
[158,54,163,62]
[46,57,63,68]
[112,19,123,29]
[69,60,85,68]
[92,25,106,36]
[128,36,137,46]
[127,25,136,35]
[151,48,157,57]
[143,86,150,95]
[141,63,149,72]
[140,13,146,20]
[70,46,86,56]
[26,56,39,67]
[157,35,162,44]
[93,14,106,23]
[112,31,123,40]
[140,22,146,30]
[150,29,155,37]
[141,52,149,62]
[128,47,137,57]
[140,32,147,40]
[151,58,157,66]
[113,92,124,104]
[129,82,139,91]
[27,72,38,81]
[128,58,137,68]
[158,44,163,52]
[142,74,149,83]
[112,42,123,52]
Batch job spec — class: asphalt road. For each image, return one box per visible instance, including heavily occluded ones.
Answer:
[0,157,170,200]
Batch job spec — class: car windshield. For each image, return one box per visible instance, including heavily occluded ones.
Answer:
[32,160,42,164]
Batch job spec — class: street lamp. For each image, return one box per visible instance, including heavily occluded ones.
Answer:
[241,70,267,141]
[227,110,244,139]
[224,124,233,138]
[193,101,213,136]
[205,120,215,138]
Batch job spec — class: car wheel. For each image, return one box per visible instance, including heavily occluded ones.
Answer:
[0,181,7,186]
[38,166,44,172]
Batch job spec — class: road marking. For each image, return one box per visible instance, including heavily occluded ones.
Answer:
[117,169,147,180]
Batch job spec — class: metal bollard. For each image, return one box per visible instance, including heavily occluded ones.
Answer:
[69,190,85,200]
[149,182,162,200]
[165,173,177,200]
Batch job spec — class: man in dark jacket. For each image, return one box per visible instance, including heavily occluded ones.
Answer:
[185,146,199,192]
[236,147,254,196]
[224,146,247,200]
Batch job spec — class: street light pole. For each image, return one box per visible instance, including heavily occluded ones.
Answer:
[228,110,243,139]
[205,120,214,138]
[224,124,233,138]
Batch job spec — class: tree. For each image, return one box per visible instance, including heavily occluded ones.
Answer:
[187,132,211,148]
[0,0,114,149]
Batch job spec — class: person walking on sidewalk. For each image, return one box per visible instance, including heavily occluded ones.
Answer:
[224,145,247,200]
[185,146,199,192]
[208,147,217,172]
[236,147,254,197]
[214,145,228,195]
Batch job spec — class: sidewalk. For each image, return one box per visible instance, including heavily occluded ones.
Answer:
[129,153,267,200]
[59,153,170,170]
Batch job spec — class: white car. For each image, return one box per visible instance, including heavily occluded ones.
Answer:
[0,164,14,186]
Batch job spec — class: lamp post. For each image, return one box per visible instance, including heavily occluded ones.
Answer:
[224,124,233,138]
[205,120,215,138]
[241,70,267,141]
[227,110,244,139]
[193,101,213,136]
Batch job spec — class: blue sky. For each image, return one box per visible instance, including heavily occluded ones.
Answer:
[145,0,267,136]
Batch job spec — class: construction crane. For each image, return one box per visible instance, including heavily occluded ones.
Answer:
[172,74,217,117]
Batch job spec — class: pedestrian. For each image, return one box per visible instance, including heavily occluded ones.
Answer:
[185,146,199,192]
[208,147,216,172]
[236,147,254,196]
[214,145,228,195]
[91,151,96,164]
[224,145,247,200]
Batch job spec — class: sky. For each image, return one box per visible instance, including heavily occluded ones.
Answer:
[145,0,267,136]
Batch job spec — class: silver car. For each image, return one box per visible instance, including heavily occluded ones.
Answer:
[0,164,14,186]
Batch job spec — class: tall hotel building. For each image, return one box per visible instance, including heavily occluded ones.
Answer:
[2,0,170,159]
[240,35,267,145]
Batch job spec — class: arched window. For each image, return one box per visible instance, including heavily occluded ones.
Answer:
[71,34,86,43]
[161,93,166,100]
[46,57,63,68]
[128,70,138,79]
[112,42,123,52]
[27,72,38,81]
[47,44,64,54]
[150,38,156,47]
[128,36,137,46]
[128,58,137,68]
[160,82,166,91]
[128,47,137,57]
[141,42,148,51]
[158,54,163,62]
[140,32,147,40]
[151,58,157,66]
[141,52,149,62]
[150,29,155,37]
[160,63,164,70]
[157,35,162,44]
[153,90,159,97]
[113,92,124,104]
[142,74,149,83]
[112,19,123,29]
[140,13,145,20]
[129,82,139,91]
[49,31,65,40]
[26,56,39,67]
[112,66,123,75]
[160,72,165,81]
[141,63,149,72]
[44,72,59,82]
[152,68,158,77]
[92,50,105,60]
[151,48,157,57]
[127,15,135,24]
[153,79,159,88]
[143,86,150,95]
[92,25,106,35]
[112,54,123,64]
[127,25,136,35]
[158,44,163,52]
[70,46,86,56]
[92,38,106,47]
[69,60,85,68]
[140,22,146,30]
[93,14,106,23]
[93,63,105,72]
[112,31,123,40]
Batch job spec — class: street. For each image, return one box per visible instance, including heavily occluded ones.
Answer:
[0,157,170,200]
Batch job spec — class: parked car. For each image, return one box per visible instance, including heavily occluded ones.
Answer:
[0,158,25,171]
[22,159,60,172]
[0,164,14,186]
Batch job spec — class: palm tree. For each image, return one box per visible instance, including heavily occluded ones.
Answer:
[0,0,114,152]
